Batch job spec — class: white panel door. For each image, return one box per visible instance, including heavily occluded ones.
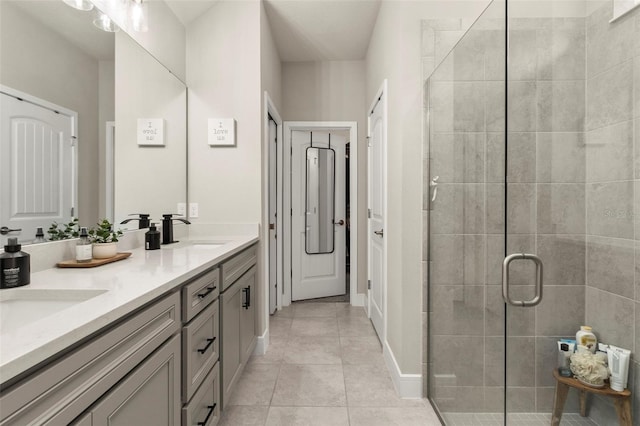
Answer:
[291,130,346,301]
[368,95,386,340]
[0,92,75,245]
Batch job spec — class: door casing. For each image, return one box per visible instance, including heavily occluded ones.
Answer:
[283,121,360,307]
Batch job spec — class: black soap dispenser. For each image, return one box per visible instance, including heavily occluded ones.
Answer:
[1,237,30,288]
[145,223,161,250]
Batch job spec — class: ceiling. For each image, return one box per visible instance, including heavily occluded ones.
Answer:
[165,0,382,62]
[263,0,382,62]
[11,0,114,60]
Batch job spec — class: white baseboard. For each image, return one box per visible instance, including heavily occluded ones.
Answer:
[383,341,423,399]
[253,328,269,356]
[351,293,366,307]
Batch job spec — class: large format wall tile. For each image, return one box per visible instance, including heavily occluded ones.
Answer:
[431,336,485,386]
[587,2,636,79]
[536,132,586,183]
[485,285,535,337]
[537,235,585,286]
[586,120,634,182]
[586,287,635,351]
[487,133,537,183]
[586,60,633,131]
[430,234,485,286]
[431,183,485,234]
[508,29,538,80]
[430,133,486,183]
[537,24,585,81]
[452,29,486,81]
[537,184,586,234]
[430,285,484,335]
[535,285,585,336]
[508,81,537,132]
[586,181,634,239]
[431,82,486,132]
[634,56,639,118]
[537,81,585,132]
[484,336,535,387]
[507,184,537,234]
[586,235,635,299]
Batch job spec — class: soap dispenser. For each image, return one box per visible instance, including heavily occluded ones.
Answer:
[0,237,30,288]
[145,223,161,250]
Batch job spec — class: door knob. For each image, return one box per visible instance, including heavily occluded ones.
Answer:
[334,219,345,226]
[0,226,22,235]
[374,229,384,237]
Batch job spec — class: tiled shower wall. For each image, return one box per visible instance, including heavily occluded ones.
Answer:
[583,2,640,424]
[422,0,640,420]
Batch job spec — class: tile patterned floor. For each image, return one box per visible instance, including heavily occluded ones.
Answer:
[218,302,442,426]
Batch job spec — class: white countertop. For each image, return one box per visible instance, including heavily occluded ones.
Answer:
[0,233,258,385]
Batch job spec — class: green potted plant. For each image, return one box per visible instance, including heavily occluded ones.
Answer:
[47,218,79,240]
[88,219,123,259]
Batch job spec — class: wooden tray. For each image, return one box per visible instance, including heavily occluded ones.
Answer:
[57,252,132,268]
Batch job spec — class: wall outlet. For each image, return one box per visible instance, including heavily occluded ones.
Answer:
[189,202,199,218]
[177,203,186,216]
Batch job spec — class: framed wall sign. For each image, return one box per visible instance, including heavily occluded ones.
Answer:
[137,118,165,146]
[208,118,236,147]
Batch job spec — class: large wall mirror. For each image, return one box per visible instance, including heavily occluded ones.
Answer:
[0,0,187,245]
[305,146,335,254]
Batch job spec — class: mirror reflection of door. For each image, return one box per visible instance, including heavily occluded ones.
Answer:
[0,90,77,246]
[292,130,346,301]
[305,146,335,254]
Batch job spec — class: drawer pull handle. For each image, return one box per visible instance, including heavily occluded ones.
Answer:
[197,337,216,354]
[197,403,217,426]
[197,286,217,299]
[242,286,251,309]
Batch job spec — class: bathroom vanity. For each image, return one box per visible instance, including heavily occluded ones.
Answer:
[0,236,258,426]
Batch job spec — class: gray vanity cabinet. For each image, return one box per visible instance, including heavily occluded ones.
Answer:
[73,334,181,426]
[220,245,257,409]
[0,292,181,426]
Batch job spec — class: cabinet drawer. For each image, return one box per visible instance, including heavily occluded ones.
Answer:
[182,267,219,323]
[182,300,219,403]
[182,363,220,426]
[220,245,256,292]
[0,292,180,426]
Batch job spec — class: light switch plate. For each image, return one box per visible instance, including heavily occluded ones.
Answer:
[177,203,186,216]
[189,203,199,218]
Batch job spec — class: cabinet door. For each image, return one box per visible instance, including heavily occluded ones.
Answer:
[239,267,256,364]
[77,335,181,426]
[220,282,242,409]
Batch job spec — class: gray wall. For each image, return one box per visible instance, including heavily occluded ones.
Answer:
[584,1,640,423]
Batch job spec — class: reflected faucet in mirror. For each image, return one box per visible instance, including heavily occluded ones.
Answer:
[119,214,151,229]
[161,214,191,245]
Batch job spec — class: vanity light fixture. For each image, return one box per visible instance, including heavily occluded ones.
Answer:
[130,0,148,32]
[93,12,120,32]
[62,0,94,11]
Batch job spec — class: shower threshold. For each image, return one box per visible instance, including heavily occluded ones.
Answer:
[442,412,598,425]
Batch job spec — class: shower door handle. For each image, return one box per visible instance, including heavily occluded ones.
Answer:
[502,253,543,307]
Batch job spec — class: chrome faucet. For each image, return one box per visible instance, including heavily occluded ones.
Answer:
[161,214,191,245]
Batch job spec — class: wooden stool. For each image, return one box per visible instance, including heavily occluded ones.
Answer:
[552,369,632,426]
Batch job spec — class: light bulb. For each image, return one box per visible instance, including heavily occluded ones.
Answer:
[93,12,119,32]
[62,0,94,11]
[131,0,148,32]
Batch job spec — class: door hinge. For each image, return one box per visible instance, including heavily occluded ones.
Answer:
[70,136,77,146]
[290,208,293,216]
[367,208,371,218]
[71,207,75,217]
[368,279,371,290]
[366,136,371,147]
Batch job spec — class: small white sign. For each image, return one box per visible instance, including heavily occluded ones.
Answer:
[137,118,165,146]
[208,118,236,147]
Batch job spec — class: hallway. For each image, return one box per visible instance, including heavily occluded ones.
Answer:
[218,302,440,425]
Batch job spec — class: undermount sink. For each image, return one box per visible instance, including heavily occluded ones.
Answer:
[0,288,107,332]
[162,240,228,250]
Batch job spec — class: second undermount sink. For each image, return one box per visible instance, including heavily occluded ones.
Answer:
[0,288,107,332]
